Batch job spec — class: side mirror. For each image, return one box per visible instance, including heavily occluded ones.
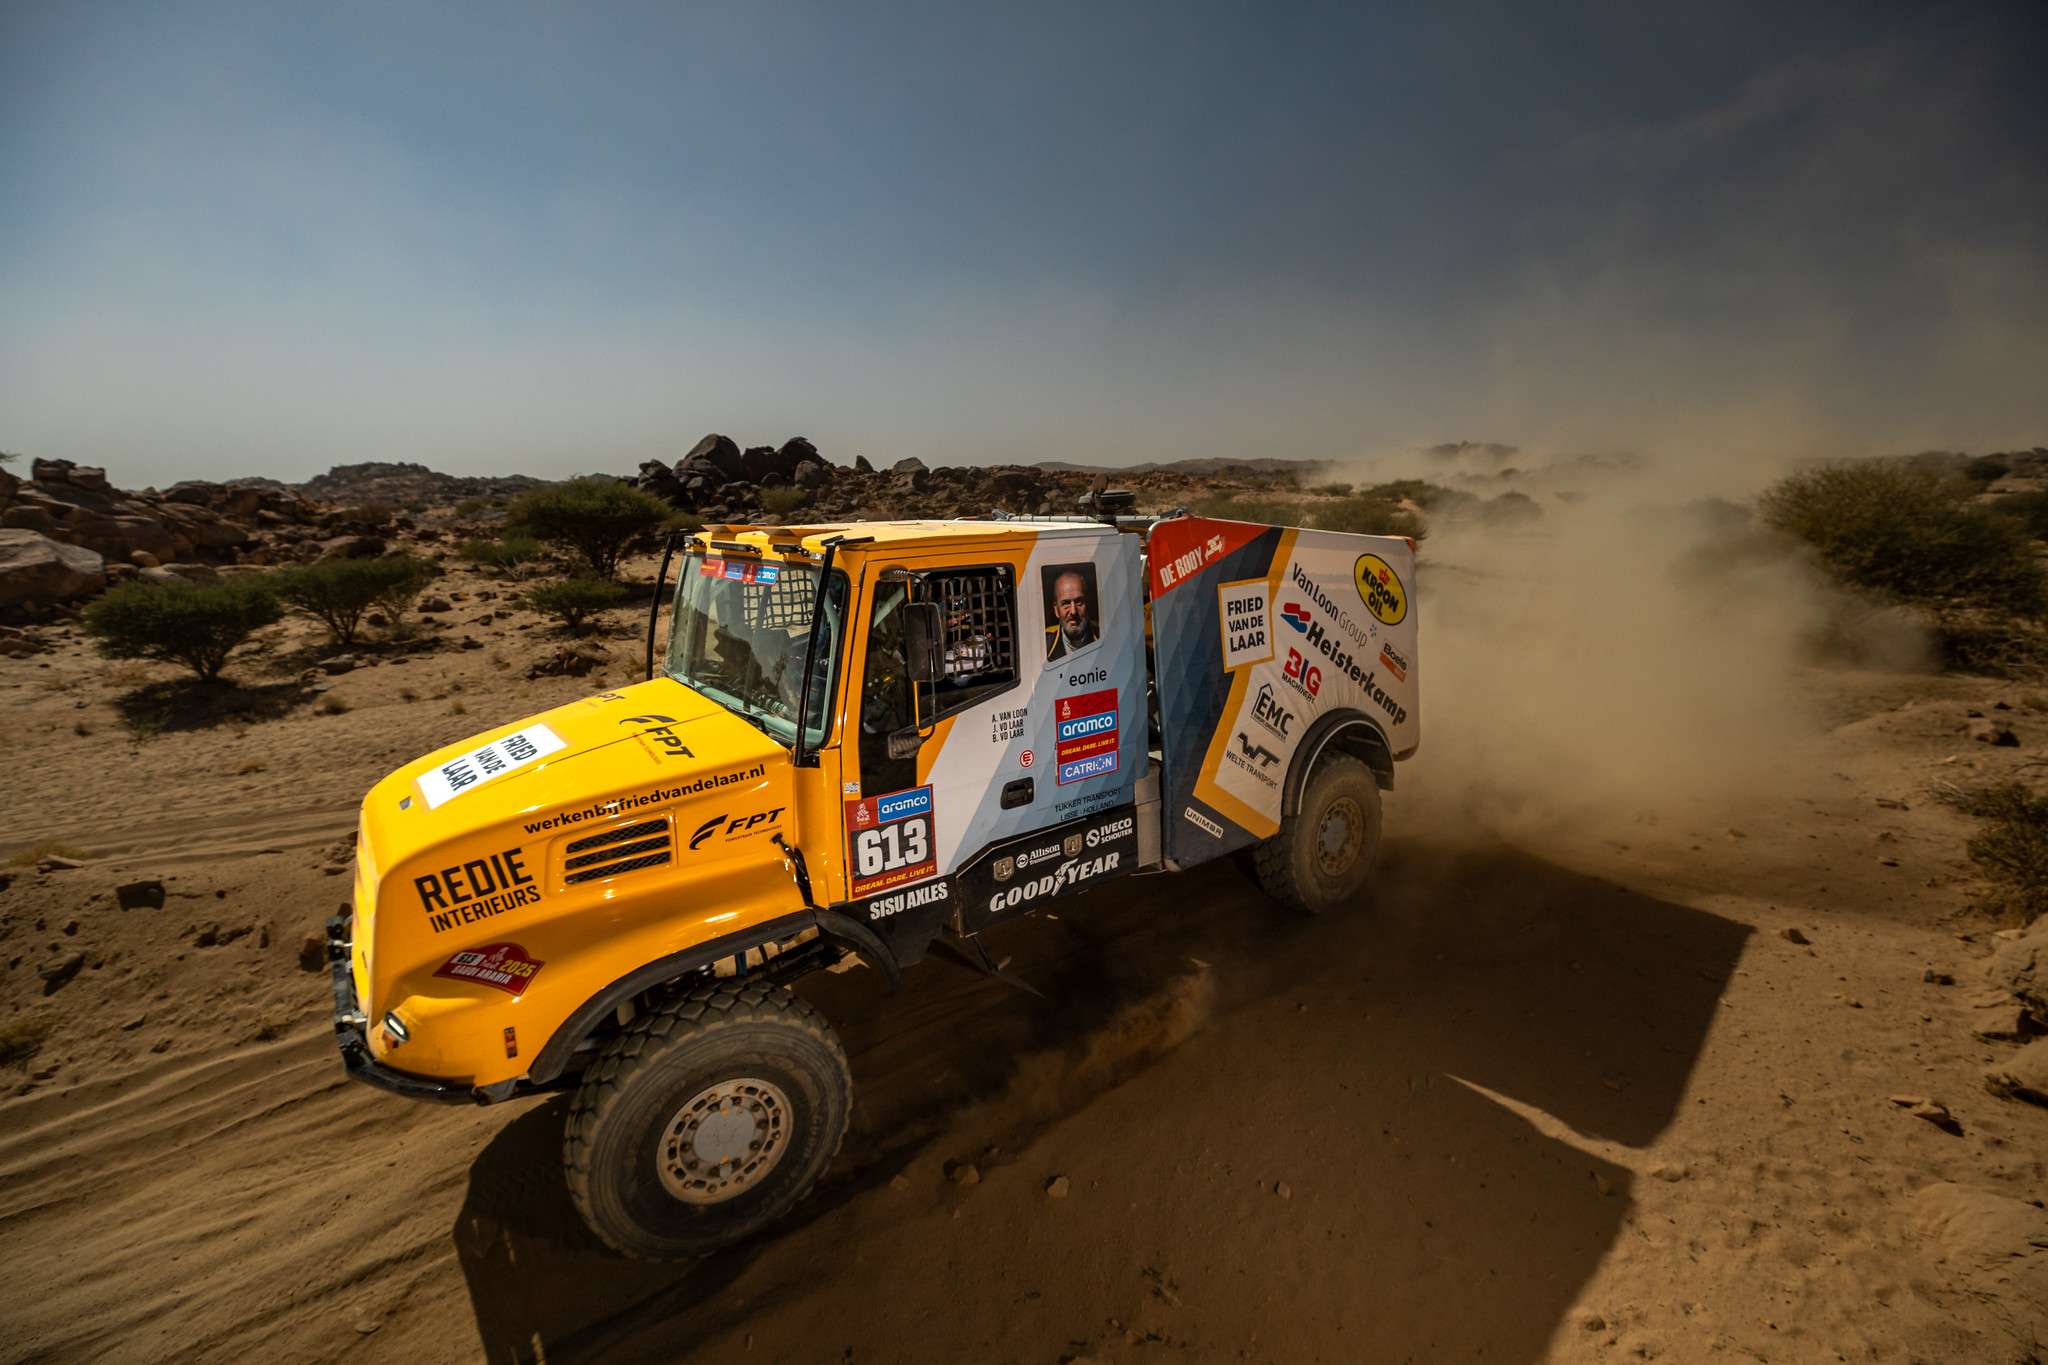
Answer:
[887,726,925,760]
[903,602,944,683]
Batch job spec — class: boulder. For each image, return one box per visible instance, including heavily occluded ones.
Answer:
[1987,919,2047,1027]
[1909,1184,2048,1347]
[1984,1042,2048,1107]
[854,455,875,473]
[682,434,745,482]
[891,457,928,475]
[315,534,384,561]
[793,460,831,490]
[0,529,106,611]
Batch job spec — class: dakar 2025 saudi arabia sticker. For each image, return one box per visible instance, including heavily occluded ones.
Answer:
[433,942,545,995]
[415,724,567,810]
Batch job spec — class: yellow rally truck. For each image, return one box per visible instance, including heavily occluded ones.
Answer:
[330,508,1418,1257]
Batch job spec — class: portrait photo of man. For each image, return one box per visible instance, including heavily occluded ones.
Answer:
[1042,562,1101,661]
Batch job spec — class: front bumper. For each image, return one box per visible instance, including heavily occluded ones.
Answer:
[327,915,489,1106]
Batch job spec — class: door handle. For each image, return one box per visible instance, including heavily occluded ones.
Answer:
[1001,778,1034,809]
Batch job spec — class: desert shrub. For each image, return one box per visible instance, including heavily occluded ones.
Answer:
[84,578,284,682]
[759,485,811,516]
[273,557,437,644]
[1758,462,2046,619]
[1310,482,1354,497]
[1186,493,1299,524]
[524,577,627,630]
[1940,782,2048,924]
[1364,478,1459,510]
[505,481,670,580]
[1964,455,2010,485]
[459,535,547,580]
[0,1015,56,1067]
[7,839,89,867]
[1309,496,1425,539]
[1987,491,2048,542]
[454,497,501,516]
[1477,491,1544,527]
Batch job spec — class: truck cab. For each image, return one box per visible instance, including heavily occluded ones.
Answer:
[331,512,1418,1256]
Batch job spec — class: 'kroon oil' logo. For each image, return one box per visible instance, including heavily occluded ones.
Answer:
[1353,554,1408,626]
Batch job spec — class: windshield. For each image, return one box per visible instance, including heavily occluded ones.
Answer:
[664,553,847,748]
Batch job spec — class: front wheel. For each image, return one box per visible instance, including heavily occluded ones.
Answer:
[1254,755,1383,913]
[564,980,851,1259]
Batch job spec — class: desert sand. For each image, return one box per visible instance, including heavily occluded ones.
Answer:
[3,545,2045,1365]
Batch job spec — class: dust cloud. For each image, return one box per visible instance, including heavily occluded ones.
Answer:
[1348,445,1922,845]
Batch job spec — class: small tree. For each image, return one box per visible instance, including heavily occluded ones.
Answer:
[505,481,670,581]
[524,577,626,631]
[274,557,438,645]
[84,578,284,683]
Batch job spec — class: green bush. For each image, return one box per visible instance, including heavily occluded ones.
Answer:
[84,578,284,682]
[1941,782,2048,924]
[1186,493,1299,524]
[1309,496,1425,539]
[1476,490,1543,527]
[1758,462,2046,618]
[759,485,812,516]
[459,535,546,579]
[505,481,671,580]
[524,577,627,630]
[273,557,438,644]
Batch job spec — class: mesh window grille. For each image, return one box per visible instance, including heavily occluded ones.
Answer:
[740,573,817,632]
[919,570,1016,684]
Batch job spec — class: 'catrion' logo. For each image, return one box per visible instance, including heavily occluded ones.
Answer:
[1280,603,1311,633]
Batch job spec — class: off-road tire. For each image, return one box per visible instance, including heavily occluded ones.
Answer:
[1254,755,1382,914]
[564,980,851,1259]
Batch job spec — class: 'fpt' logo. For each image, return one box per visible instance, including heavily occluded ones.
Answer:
[1280,603,1311,633]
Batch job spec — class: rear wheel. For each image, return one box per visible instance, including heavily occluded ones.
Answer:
[1254,755,1382,913]
[564,980,851,1259]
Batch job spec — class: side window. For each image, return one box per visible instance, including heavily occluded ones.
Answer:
[859,582,918,795]
[857,566,1020,795]
[919,568,1018,717]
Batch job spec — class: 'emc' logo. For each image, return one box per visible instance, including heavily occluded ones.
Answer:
[1251,683,1294,738]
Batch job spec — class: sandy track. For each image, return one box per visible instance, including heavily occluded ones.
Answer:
[4,580,2046,1362]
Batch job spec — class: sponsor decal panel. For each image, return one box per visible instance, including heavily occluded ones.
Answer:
[1217,579,1273,670]
[1353,553,1408,626]
[416,724,567,809]
[958,806,1140,930]
[1285,607,1410,727]
[433,942,545,996]
[860,877,951,922]
[845,785,938,898]
[1055,688,1119,786]
[415,847,542,934]
[1288,563,1377,650]
[521,766,768,834]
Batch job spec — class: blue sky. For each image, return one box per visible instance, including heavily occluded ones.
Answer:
[2,1,2043,486]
